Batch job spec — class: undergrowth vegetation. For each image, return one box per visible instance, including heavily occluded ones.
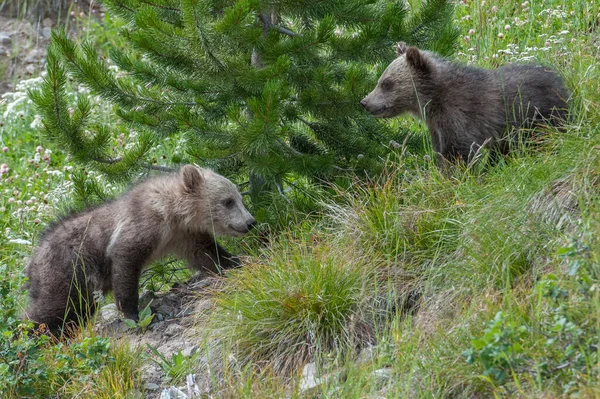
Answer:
[1,0,599,397]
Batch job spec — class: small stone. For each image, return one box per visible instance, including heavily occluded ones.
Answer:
[24,49,42,63]
[0,33,10,46]
[164,323,184,337]
[43,18,54,28]
[42,27,52,40]
[160,386,188,399]
[181,345,197,357]
[372,368,391,380]
[100,303,120,322]
[146,382,160,391]
[25,64,35,74]
[299,362,322,392]
[0,47,7,56]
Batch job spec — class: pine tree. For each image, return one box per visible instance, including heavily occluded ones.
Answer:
[30,0,457,202]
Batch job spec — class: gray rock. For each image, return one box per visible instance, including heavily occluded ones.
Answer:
[160,386,188,399]
[24,49,42,64]
[0,47,7,56]
[43,18,54,28]
[100,303,120,322]
[164,323,184,337]
[299,362,322,392]
[146,382,160,391]
[0,33,10,46]
[372,368,391,380]
[25,64,35,75]
[42,27,51,40]
[181,345,197,357]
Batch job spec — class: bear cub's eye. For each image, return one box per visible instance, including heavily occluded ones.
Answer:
[223,198,235,208]
[380,80,394,91]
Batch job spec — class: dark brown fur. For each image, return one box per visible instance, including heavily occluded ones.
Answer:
[24,165,256,334]
[361,42,570,164]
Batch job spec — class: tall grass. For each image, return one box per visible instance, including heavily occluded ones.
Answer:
[2,0,600,397]
[192,1,600,396]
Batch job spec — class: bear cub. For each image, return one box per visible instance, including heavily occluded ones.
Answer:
[24,165,256,334]
[361,42,569,165]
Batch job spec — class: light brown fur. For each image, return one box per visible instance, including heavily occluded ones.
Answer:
[24,165,256,334]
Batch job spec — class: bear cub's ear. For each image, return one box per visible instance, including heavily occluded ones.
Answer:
[405,46,431,74]
[182,165,204,191]
[396,41,407,57]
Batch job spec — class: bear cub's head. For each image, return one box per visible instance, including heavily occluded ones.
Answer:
[180,165,256,236]
[360,42,435,119]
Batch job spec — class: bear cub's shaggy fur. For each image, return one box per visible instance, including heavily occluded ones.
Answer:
[361,42,569,164]
[24,165,256,334]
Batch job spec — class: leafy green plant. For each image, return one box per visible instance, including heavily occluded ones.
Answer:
[123,303,155,332]
[146,345,196,383]
[463,312,529,384]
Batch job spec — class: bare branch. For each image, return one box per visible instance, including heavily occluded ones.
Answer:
[275,26,303,37]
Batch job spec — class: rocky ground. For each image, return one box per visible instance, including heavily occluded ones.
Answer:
[97,277,222,399]
[0,14,51,94]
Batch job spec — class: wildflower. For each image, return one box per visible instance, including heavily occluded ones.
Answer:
[2,147,7,153]
[464,36,470,42]
[8,197,15,203]
[0,164,8,174]
[522,1,529,7]
[505,24,511,30]
[36,145,43,153]
[491,6,497,13]
[498,32,504,39]
[33,218,41,224]
[469,29,475,35]
[389,140,401,149]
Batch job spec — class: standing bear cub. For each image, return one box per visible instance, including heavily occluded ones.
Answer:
[24,165,256,334]
[361,42,569,164]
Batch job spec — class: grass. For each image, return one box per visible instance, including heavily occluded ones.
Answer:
[1,0,600,397]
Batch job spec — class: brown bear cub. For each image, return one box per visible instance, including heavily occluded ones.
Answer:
[24,165,256,334]
[361,42,569,165]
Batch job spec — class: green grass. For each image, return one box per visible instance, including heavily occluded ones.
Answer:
[2,0,600,397]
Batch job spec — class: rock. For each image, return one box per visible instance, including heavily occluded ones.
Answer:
[42,27,51,40]
[299,362,322,392]
[24,49,42,64]
[25,64,35,75]
[160,386,188,399]
[146,382,160,391]
[0,33,10,46]
[0,47,7,56]
[181,345,197,357]
[43,18,54,28]
[129,390,144,399]
[371,368,392,391]
[372,368,391,380]
[164,323,184,337]
[100,303,120,322]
